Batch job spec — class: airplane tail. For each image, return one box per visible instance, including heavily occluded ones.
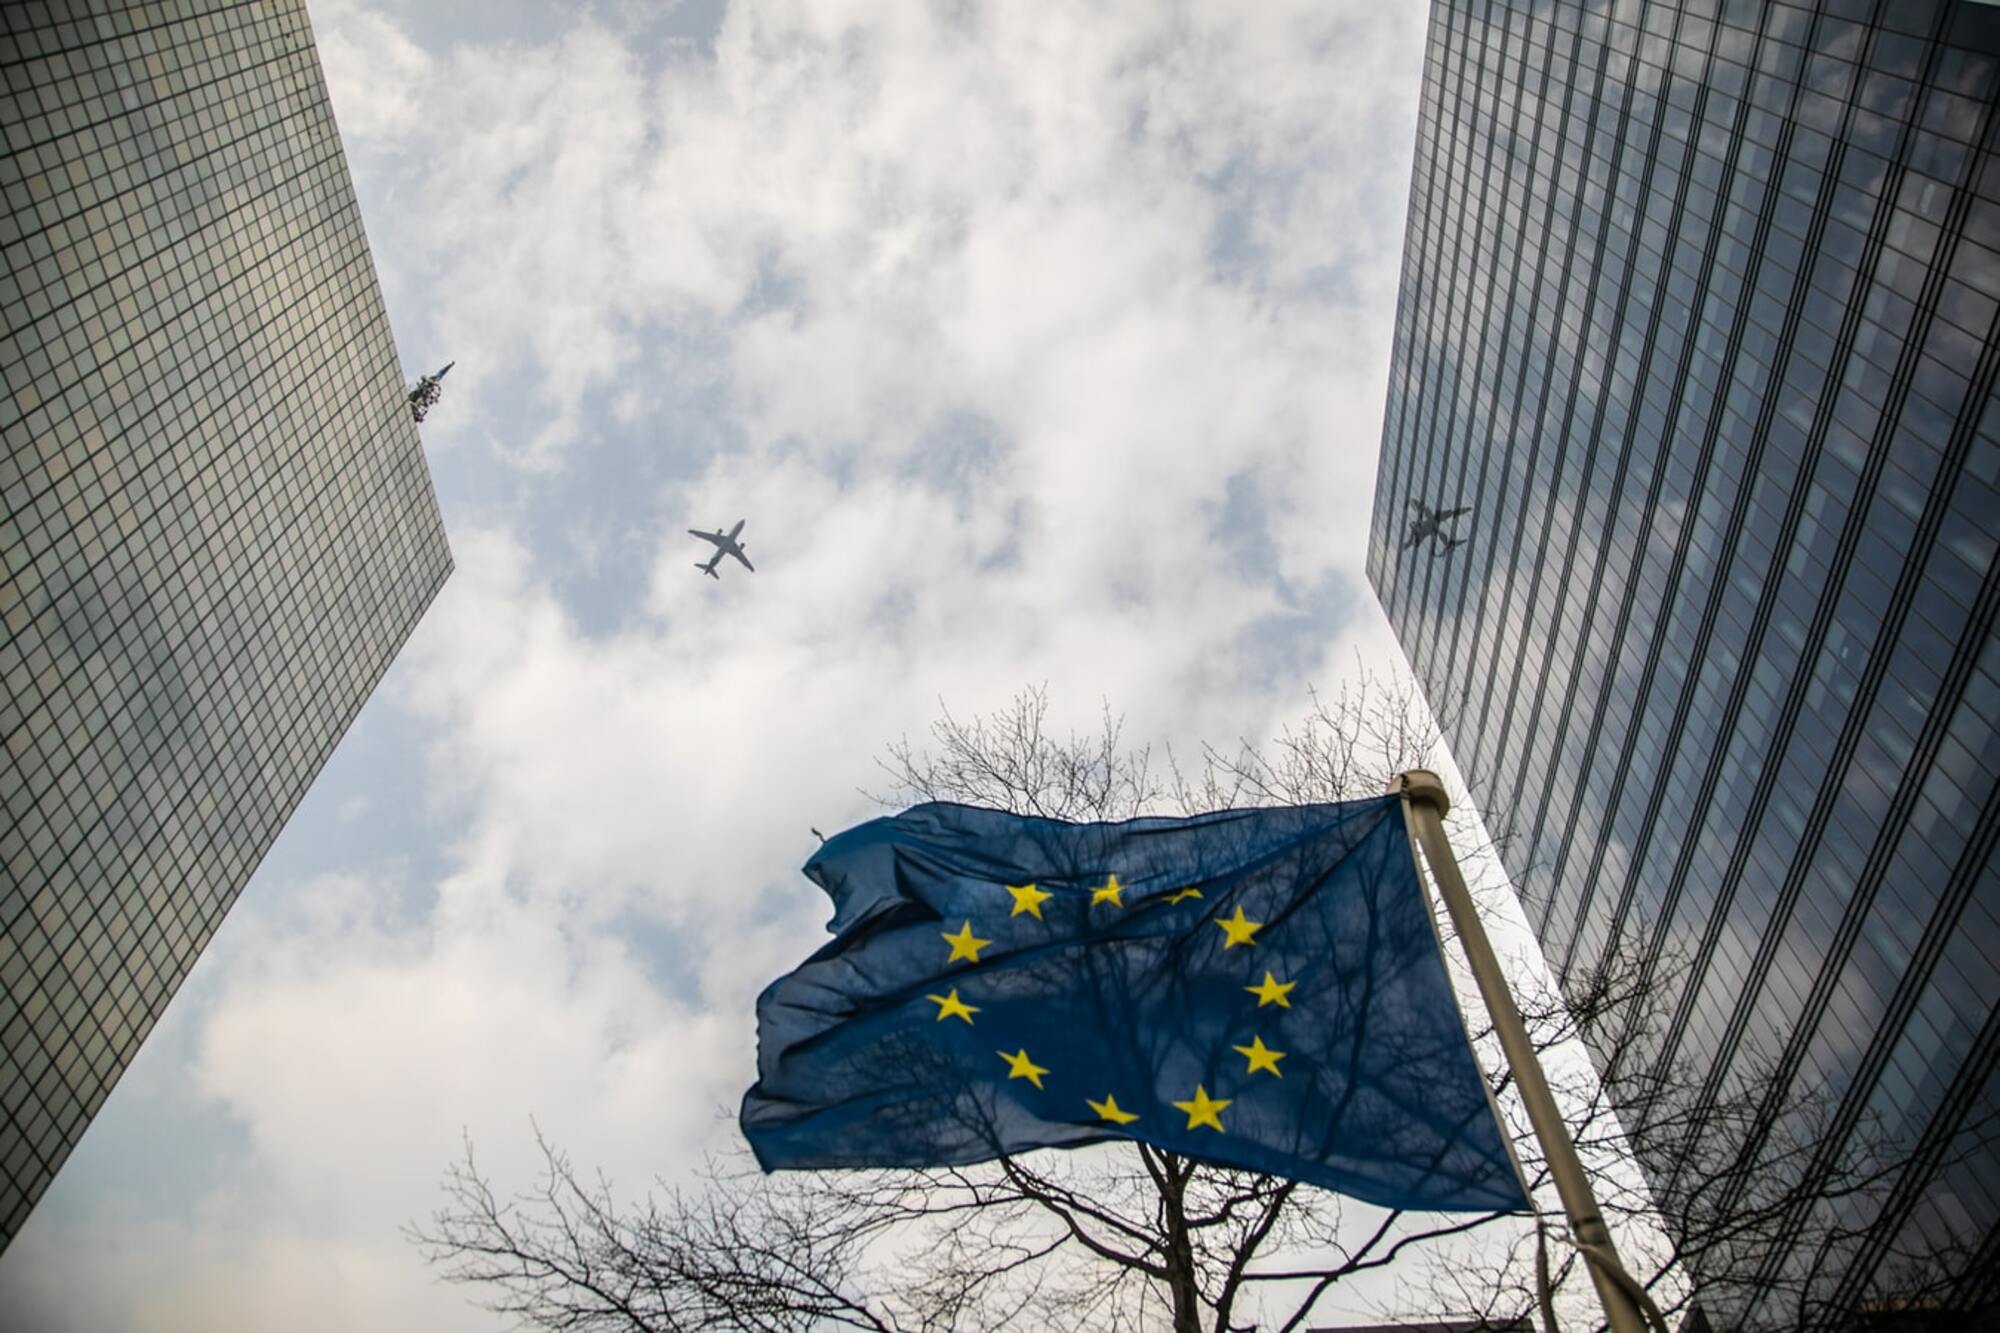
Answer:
[697,562,719,579]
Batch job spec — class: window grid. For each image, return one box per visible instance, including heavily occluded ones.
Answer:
[0,0,451,1248]
[1368,0,2000,1323]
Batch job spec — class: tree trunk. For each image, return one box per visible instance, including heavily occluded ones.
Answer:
[1158,1152,1205,1333]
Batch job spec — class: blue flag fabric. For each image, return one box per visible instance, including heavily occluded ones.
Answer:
[740,797,1527,1213]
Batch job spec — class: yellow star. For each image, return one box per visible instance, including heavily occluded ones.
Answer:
[1165,887,1204,904]
[1246,971,1296,1008]
[999,1048,1049,1089]
[1233,1035,1286,1077]
[1173,1085,1230,1133]
[925,989,979,1023]
[1086,1094,1139,1125]
[1090,874,1125,908]
[941,920,993,964]
[1216,905,1263,948]
[1007,883,1052,919]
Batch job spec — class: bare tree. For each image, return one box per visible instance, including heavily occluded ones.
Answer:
[1394,928,1999,1332]
[414,678,1576,1331]
[412,680,1989,1330]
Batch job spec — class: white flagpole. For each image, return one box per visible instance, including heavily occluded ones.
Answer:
[1390,769,1658,1333]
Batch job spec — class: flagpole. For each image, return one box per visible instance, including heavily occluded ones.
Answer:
[1389,769,1654,1333]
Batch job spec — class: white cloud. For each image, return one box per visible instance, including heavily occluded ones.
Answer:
[316,0,434,141]
[0,1,1437,1327]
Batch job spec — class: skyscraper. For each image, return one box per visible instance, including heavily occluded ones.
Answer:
[0,0,450,1248]
[1369,0,1997,1324]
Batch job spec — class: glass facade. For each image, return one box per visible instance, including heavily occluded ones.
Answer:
[0,1,450,1248]
[1369,0,1998,1324]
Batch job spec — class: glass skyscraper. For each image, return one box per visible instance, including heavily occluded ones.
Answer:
[0,1,450,1248]
[1370,0,1997,1324]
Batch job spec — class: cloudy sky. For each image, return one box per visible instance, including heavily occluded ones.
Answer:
[0,1,1518,1326]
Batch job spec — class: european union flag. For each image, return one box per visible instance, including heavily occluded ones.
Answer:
[741,797,1527,1213]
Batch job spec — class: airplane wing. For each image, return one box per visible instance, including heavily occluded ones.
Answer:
[689,528,724,547]
[1440,506,1470,520]
[731,549,755,572]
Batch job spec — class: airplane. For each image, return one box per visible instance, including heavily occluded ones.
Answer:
[691,519,754,578]
[1402,498,1471,558]
[407,361,454,423]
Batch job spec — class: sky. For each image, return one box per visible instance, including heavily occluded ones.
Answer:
[0,1,1595,1327]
